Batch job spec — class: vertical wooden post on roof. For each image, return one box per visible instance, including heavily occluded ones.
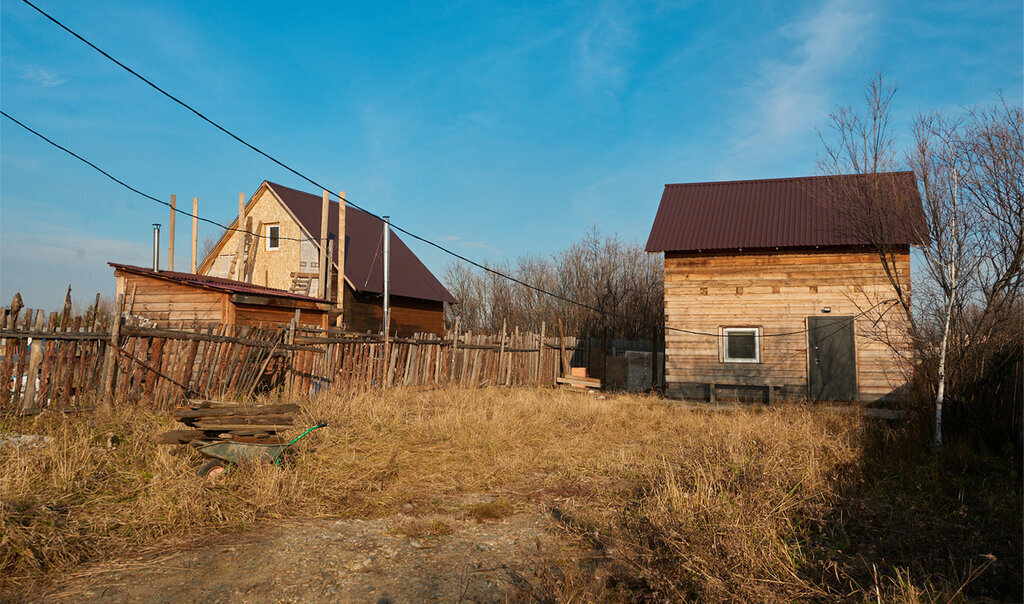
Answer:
[101,293,125,399]
[168,194,176,271]
[191,196,199,273]
[245,220,260,282]
[337,191,346,317]
[325,239,334,303]
[319,190,329,299]
[232,192,246,281]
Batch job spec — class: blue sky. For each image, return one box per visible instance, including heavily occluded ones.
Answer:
[1,0,1021,309]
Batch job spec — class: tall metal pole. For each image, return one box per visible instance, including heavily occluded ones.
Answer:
[152,224,161,271]
[382,215,391,336]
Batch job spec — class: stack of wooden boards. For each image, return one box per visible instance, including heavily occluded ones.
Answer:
[155,399,299,446]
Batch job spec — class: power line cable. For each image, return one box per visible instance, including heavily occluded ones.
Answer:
[3,107,897,338]
[18,0,374,216]
[14,1,902,340]
[17,0,626,311]
[1,110,304,244]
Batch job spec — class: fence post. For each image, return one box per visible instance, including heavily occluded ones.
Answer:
[286,311,298,394]
[59,285,72,330]
[498,319,507,386]
[601,326,608,387]
[536,322,545,383]
[90,292,102,329]
[450,317,460,384]
[101,293,125,399]
[21,310,45,410]
[558,318,568,378]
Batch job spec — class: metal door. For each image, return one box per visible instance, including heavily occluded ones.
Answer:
[807,316,857,401]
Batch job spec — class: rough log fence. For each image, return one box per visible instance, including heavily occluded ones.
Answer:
[1,294,578,414]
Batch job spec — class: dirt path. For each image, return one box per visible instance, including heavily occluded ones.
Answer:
[36,497,567,603]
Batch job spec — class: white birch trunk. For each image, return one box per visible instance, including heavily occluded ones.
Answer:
[934,288,954,449]
[935,168,959,450]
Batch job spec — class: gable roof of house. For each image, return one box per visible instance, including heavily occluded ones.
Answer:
[645,172,927,253]
[110,263,330,305]
[266,182,457,304]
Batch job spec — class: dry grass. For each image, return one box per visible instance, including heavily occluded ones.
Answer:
[1,386,1018,601]
[388,518,453,538]
[467,499,515,523]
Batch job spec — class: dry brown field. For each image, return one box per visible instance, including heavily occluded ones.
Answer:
[1,387,1019,602]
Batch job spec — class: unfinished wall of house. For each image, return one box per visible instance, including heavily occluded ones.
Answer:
[199,185,321,295]
[663,247,913,402]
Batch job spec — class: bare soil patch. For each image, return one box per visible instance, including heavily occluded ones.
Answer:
[39,495,561,603]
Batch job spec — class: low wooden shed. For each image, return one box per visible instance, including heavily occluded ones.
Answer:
[111,263,332,329]
[645,173,926,403]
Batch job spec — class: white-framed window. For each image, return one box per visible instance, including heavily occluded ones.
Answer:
[265,224,280,250]
[722,327,761,363]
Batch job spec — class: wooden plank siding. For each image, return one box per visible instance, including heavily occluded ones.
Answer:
[662,247,913,402]
[343,288,444,337]
[115,270,329,329]
[116,271,225,326]
[234,304,326,329]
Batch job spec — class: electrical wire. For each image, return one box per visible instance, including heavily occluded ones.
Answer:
[18,0,374,216]
[0,105,897,337]
[1,110,303,244]
[12,1,904,341]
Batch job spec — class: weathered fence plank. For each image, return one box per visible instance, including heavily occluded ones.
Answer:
[1,297,578,413]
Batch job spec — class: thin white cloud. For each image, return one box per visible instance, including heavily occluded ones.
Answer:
[21,68,67,87]
[735,0,875,151]
[1,226,150,308]
[573,0,638,93]
[2,226,148,266]
[458,240,502,254]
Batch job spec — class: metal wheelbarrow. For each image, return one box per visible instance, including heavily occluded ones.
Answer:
[192,422,328,477]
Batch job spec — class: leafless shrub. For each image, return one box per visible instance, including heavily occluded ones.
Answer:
[443,228,663,339]
[820,71,1023,445]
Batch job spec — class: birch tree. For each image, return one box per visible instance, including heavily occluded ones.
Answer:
[820,72,1023,447]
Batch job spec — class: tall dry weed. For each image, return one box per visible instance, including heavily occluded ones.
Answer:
[5,387,1010,601]
[4,388,857,594]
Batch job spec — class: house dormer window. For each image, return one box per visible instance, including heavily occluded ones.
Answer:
[722,327,760,363]
[266,224,280,250]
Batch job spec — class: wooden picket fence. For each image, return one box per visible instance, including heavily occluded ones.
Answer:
[289,327,576,396]
[1,295,578,414]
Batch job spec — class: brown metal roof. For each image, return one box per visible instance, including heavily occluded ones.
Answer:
[645,172,926,253]
[110,263,329,304]
[267,182,457,304]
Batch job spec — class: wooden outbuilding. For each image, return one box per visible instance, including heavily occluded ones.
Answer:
[111,263,332,329]
[645,172,926,402]
[197,181,456,336]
